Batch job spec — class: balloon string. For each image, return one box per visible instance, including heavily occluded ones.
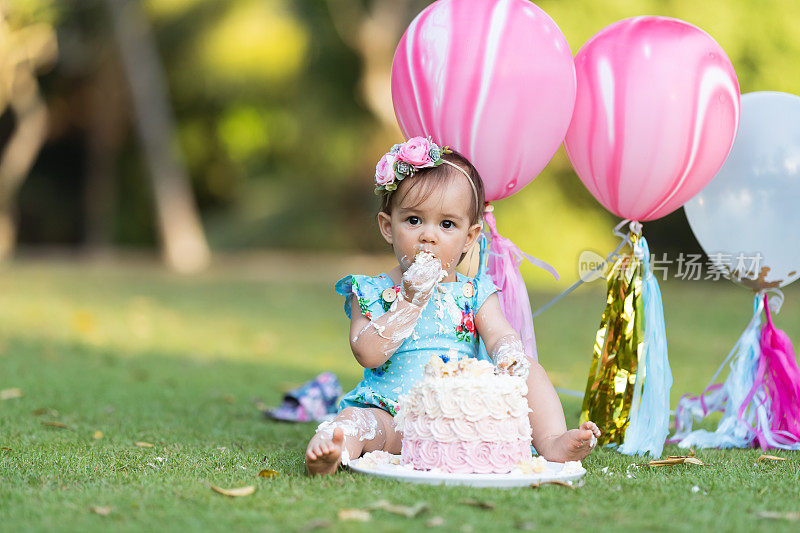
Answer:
[483,208,559,279]
[531,219,640,319]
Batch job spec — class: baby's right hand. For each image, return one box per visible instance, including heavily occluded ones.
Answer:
[401,251,444,306]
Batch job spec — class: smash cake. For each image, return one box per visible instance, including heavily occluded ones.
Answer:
[394,355,534,474]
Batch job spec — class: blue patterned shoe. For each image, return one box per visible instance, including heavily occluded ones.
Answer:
[265,372,342,422]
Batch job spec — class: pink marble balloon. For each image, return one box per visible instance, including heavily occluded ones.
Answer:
[391,0,575,202]
[565,16,740,221]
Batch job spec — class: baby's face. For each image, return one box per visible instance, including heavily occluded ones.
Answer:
[378,176,481,280]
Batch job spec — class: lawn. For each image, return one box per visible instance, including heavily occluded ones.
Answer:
[1,257,799,532]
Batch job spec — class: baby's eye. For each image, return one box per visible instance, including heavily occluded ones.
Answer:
[441,220,455,229]
[407,216,420,225]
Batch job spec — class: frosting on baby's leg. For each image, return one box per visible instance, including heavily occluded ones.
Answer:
[313,408,382,465]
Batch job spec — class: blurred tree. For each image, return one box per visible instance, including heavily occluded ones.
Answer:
[326,0,429,135]
[105,0,209,272]
[0,0,57,259]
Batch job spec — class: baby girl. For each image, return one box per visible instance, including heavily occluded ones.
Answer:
[306,138,600,475]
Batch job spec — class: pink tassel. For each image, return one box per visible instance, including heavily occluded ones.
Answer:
[759,296,800,446]
[483,209,558,361]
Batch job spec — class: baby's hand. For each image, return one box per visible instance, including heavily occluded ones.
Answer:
[401,251,444,306]
[492,335,530,379]
[497,354,530,378]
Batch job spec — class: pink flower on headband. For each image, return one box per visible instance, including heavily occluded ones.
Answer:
[374,137,450,195]
[397,136,433,167]
[375,152,397,186]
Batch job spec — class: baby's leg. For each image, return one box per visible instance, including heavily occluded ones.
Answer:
[526,361,601,462]
[306,406,400,476]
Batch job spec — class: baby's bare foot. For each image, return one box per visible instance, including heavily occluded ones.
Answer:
[540,422,601,462]
[306,427,345,476]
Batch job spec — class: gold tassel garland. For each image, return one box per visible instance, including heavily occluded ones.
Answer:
[580,237,645,446]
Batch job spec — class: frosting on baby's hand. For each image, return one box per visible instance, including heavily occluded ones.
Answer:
[401,251,445,306]
[491,334,530,379]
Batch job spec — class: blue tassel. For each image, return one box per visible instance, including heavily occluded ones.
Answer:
[671,296,763,448]
[618,236,673,457]
[476,232,489,279]
[476,233,490,361]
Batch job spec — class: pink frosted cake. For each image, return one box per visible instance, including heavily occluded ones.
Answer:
[394,356,532,474]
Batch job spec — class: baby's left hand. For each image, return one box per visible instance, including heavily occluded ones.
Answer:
[491,335,530,379]
[496,351,530,378]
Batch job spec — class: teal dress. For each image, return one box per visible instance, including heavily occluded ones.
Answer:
[334,271,499,415]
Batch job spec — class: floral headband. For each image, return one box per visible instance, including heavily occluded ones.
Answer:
[374,136,478,205]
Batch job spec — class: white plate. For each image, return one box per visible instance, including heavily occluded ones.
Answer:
[349,455,586,488]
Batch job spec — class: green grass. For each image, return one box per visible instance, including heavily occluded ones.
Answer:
[1,258,800,532]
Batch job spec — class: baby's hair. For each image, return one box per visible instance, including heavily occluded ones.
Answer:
[379,150,485,226]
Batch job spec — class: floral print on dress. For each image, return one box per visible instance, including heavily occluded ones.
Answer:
[353,389,398,416]
[351,277,373,320]
[372,358,392,376]
[454,299,476,343]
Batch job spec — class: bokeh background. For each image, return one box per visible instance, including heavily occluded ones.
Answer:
[8,0,799,280]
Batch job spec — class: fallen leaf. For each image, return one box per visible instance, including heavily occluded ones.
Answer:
[210,485,255,497]
[531,480,574,489]
[368,500,428,518]
[31,408,59,417]
[299,519,332,532]
[427,516,445,527]
[93,431,103,440]
[458,499,495,510]
[41,421,72,430]
[135,441,153,448]
[222,394,235,404]
[757,511,800,521]
[257,469,279,478]
[1,447,12,451]
[648,456,704,467]
[338,509,371,522]
[1,388,23,400]
[89,506,112,516]
[758,454,787,462]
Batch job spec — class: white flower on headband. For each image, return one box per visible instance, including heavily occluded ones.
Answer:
[374,136,451,195]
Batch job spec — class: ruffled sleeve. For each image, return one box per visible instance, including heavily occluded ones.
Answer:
[334,274,392,320]
[473,274,500,312]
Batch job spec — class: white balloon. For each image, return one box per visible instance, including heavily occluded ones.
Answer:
[685,91,800,289]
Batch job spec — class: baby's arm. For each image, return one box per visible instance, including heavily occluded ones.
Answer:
[475,294,569,442]
[348,297,422,369]
[348,253,443,369]
[473,293,529,376]
[476,293,601,460]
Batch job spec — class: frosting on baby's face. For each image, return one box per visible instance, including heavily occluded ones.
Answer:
[377,174,481,283]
